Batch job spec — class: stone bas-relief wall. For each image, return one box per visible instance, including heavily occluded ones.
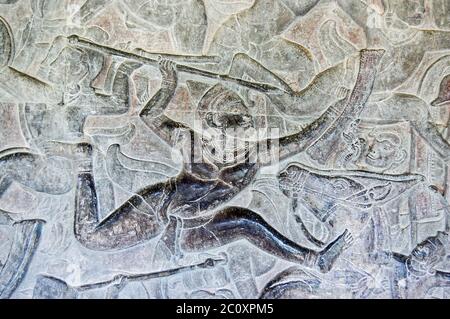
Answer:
[1,0,450,299]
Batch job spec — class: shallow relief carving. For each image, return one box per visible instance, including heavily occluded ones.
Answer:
[0,0,450,299]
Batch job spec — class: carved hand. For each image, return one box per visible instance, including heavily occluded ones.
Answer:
[158,57,178,91]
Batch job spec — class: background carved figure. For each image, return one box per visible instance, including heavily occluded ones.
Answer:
[0,0,450,299]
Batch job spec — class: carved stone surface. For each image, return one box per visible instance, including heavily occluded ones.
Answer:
[1,0,450,299]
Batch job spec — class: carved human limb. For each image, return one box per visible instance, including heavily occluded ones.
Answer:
[74,156,352,272]
[73,59,182,251]
[0,209,14,226]
[266,57,356,117]
[228,53,294,94]
[88,0,207,95]
[74,168,354,273]
[0,148,73,196]
[180,207,353,273]
[73,147,167,251]
[205,0,320,93]
[0,154,47,299]
[139,59,189,145]
[412,121,450,161]
[0,219,44,298]
[258,49,385,164]
[0,151,45,297]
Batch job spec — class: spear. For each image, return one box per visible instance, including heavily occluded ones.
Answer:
[33,256,226,299]
[67,35,286,94]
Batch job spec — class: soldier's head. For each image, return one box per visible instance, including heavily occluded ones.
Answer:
[364,132,406,170]
[198,84,255,138]
[277,164,306,198]
[407,232,447,277]
[195,85,258,164]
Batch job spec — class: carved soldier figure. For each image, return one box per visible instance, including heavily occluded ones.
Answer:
[70,48,389,274]
[82,0,322,102]
[76,0,209,96]
[254,1,450,166]
[0,14,45,299]
[0,16,143,300]
[78,0,208,54]
[259,232,450,299]
[336,0,450,92]
[206,0,321,92]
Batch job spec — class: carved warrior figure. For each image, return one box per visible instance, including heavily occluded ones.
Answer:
[277,161,450,254]
[0,55,135,210]
[204,0,450,109]
[336,0,450,92]
[71,49,385,273]
[271,60,450,166]
[258,230,450,299]
[259,233,450,299]
[66,2,450,164]
[77,0,209,96]
[78,0,207,54]
[239,2,450,166]
[8,0,72,80]
[205,0,321,92]
[0,9,150,216]
[391,232,450,299]
[0,213,44,299]
[0,13,145,297]
[0,15,46,299]
[277,163,425,224]
[84,0,321,98]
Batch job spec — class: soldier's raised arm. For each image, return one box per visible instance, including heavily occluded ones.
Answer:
[140,59,190,146]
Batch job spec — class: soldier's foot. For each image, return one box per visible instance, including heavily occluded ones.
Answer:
[316,229,353,273]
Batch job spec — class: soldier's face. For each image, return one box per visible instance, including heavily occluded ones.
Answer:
[409,240,442,274]
[205,99,254,130]
[207,112,254,139]
[365,139,398,168]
